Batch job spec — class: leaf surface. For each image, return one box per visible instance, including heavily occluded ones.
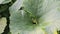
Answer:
[0,17,7,34]
[9,0,60,34]
[0,0,11,4]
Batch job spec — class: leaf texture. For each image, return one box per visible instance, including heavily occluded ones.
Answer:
[0,0,11,4]
[9,0,60,34]
[0,17,7,34]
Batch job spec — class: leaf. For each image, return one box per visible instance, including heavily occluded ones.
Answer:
[1,0,11,4]
[43,7,60,34]
[10,10,45,34]
[9,0,46,34]
[0,17,7,33]
[0,0,5,4]
[10,0,60,34]
[0,4,9,13]
[9,0,23,13]
[0,0,11,4]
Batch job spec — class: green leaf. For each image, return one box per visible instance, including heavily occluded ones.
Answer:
[10,10,45,34]
[1,0,11,4]
[9,0,23,13]
[0,0,11,4]
[0,17,7,33]
[0,4,9,13]
[0,0,5,4]
[10,0,60,34]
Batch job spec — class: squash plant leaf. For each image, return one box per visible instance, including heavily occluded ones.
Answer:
[9,0,23,13]
[0,17,7,33]
[0,0,5,4]
[1,0,11,4]
[0,0,11,4]
[9,0,60,34]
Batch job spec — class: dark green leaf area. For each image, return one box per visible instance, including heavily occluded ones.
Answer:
[0,2,12,13]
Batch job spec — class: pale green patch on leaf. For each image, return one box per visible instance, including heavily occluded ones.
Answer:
[0,17,7,33]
